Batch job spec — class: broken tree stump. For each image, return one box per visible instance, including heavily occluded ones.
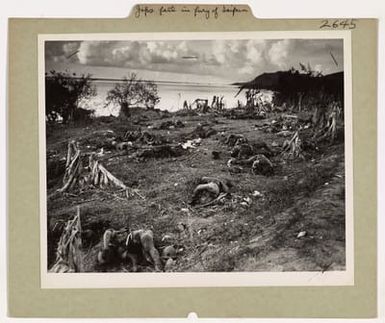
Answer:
[56,140,130,198]
[49,206,83,273]
[282,131,304,160]
[58,140,82,193]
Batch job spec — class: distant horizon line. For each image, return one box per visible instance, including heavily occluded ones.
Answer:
[45,75,238,88]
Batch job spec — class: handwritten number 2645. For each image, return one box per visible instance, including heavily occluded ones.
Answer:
[320,19,356,29]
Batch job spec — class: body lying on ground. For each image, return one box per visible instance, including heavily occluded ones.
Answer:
[190,176,232,206]
[97,228,162,272]
[228,154,274,175]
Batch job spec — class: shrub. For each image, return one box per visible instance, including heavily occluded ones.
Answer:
[105,73,160,118]
[45,70,96,123]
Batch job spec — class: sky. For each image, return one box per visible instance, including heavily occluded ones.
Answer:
[45,38,344,84]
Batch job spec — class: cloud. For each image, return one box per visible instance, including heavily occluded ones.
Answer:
[238,65,255,75]
[314,64,323,72]
[45,41,81,63]
[245,39,266,64]
[73,40,200,68]
[77,41,122,65]
[268,39,292,68]
[45,39,343,82]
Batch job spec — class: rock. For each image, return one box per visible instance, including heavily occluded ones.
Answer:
[243,197,252,205]
[252,190,262,197]
[297,231,307,238]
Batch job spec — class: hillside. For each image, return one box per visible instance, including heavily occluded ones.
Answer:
[46,108,346,273]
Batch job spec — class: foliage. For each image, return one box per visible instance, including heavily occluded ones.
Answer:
[45,70,96,123]
[313,101,343,143]
[105,73,160,118]
[290,62,324,78]
[272,63,341,111]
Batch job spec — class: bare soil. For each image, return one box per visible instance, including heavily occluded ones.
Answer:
[46,109,345,272]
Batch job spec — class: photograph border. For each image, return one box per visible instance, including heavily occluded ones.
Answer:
[38,30,353,289]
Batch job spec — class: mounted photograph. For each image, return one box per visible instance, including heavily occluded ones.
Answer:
[39,31,353,288]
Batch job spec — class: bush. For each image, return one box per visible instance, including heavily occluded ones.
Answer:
[45,70,96,123]
[105,73,160,118]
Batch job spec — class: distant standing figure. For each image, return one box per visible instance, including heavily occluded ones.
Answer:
[211,96,217,110]
[219,96,224,110]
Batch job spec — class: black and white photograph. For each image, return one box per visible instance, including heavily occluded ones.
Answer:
[39,32,353,287]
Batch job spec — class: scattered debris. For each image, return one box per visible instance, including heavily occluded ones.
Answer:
[182,138,201,149]
[187,123,217,139]
[112,140,133,151]
[241,197,252,206]
[223,107,266,120]
[134,144,185,159]
[191,98,210,113]
[297,231,307,239]
[157,119,185,130]
[46,81,345,273]
[255,114,304,134]
[252,190,263,198]
[124,130,167,146]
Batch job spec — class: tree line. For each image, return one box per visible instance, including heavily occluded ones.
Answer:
[45,71,160,123]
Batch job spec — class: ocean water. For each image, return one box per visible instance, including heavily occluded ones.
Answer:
[79,81,272,117]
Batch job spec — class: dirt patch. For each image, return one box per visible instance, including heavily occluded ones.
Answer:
[46,111,346,273]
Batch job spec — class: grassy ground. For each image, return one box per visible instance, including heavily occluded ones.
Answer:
[46,108,346,272]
